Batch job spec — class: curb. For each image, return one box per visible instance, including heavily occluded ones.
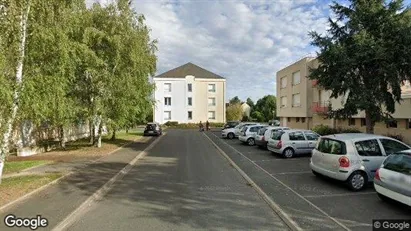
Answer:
[2,162,53,179]
[202,132,303,231]
[0,172,74,213]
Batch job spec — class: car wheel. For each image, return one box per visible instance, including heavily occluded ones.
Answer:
[247,138,255,146]
[227,133,234,139]
[347,171,368,191]
[282,148,294,158]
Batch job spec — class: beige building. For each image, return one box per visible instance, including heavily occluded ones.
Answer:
[276,57,411,144]
[153,62,226,124]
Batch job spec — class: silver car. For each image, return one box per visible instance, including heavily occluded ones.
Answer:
[234,122,259,138]
[310,133,411,191]
[255,127,290,149]
[239,125,267,146]
[267,129,320,158]
[374,150,411,206]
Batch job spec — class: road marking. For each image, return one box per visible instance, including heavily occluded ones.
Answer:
[271,171,312,175]
[304,191,376,198]
[203,133,303,231]
[51,133,166,231]
[208,132,351,231]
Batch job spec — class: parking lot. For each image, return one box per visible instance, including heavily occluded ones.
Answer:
[206,130,411,231]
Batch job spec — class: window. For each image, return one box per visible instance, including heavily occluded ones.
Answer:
[272,131,284,140]
[288,131,306,141]
[164,111,171,120]
[386,120,397,128]
[355,139,383,156]
[301,118,306,123]
[258,128,268,135]
[208,84,216,92]
[208,97,216,106]
[361,118,366,127]
[316,138,346,155]
[164,97,171,106]
[287,117,290,122]
[164,83,171,92]
[304,132,320,141]
[188,111,192,120]
[292,94,300,107]
[250,126,261,132]
[408,119,411,129]
[208,111,215,119]
[281,96,287,108]
[187,83,192,92]
[188,97,192,106]
[383,154,411,174]
[296,117,300,122]
[380,139,409,155]
[281,77,287,88]
[292,71,301,85]
[348,118,356,126]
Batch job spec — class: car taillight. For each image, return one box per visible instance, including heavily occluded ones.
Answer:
[375,168,381,181]
[276,141,282,148]
[262,136,265,141]
[339,156,350,168]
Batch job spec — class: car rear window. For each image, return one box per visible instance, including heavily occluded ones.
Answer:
[272,131,284,140]
[316,138,346,155]
[383,153,411,175]
[146,124,155,130]
[240,126,248,132]
[258,128,267,135]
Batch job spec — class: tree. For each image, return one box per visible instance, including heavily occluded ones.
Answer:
[251,95,277,122]
[308,0,411,134]
[229,96,241,105]
[246,97,254,109]
[226,103,242,121]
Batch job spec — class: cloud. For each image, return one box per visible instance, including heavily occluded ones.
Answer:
[87,0,330,102]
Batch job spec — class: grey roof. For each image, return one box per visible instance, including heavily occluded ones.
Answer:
[155,62,225,79]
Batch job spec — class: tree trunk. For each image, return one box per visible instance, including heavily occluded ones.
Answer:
[59,125,66,149]
[0,3,31,184]
[89,120,94,145]
[365,110,375,134]
[111,129,116,141]
[95,116,102,148]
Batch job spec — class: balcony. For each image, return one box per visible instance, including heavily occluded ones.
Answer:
[312,101,330,114]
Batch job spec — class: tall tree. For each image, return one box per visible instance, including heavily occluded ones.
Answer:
[226,103,242,121]
[251,95,277,122]
[309,0,411,134]
[229,96,241,105]
[246,97,255,108]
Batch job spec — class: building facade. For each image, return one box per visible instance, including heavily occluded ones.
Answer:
[153,62,226,124]
[276,57,411,144]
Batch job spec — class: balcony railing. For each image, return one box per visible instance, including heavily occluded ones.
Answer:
[312,101,330,114]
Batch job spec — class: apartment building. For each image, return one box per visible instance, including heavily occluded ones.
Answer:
[153,62,226,124]
[276,57,411,144]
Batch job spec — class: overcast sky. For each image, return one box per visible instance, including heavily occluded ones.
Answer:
[87,0,411,103]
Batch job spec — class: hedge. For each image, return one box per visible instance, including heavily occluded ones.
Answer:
[163,122,225,129]
[312,124,361,136]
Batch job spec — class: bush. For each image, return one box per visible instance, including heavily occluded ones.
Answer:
[164,121,178,126]
[338,127,361,133]
[384,133,404,142]
[312,124,338,136]
[162,122,224,129]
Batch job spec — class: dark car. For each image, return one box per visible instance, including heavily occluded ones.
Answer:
[143,122,162,136]
[223,121,240,129]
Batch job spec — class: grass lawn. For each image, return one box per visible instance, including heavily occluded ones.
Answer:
[0,174,62,206]
[3,160,51,174]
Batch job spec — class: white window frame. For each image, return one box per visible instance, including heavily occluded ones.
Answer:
[208,97,216,106]
[188,97,192,106]
[164,97,171,106]
[208,111,216,120]
[281,77,287,89]
[281,96,287,108]
[292,93,300,107]
[164,111,171,120]
[208,84,216,92]
[164,83,171,92]
[292,71,301,85]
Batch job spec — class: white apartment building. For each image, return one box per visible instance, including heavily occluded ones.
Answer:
[153,62,226,124]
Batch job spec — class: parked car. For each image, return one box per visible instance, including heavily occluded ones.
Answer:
[255,126,290,149]
[374,150,411,206]
[143,122,162,136]
[268,120,280,126]
[310,133,411,191]
[235,122,259,138]
[267,129,320,158]
[239,124,267,146]
[223,121,240,129]
[221,122,258,139]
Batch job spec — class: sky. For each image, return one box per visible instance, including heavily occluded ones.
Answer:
[87,0,411,103]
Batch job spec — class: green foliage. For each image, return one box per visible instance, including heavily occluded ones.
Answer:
[226,103,242,121]
[246,98,254,108]
[309,0,411,133]
[312,124,361,136]
[229,96,241,105]
[251,95,276,122]
[163,122,224,129]
[241,115,249,122]
[164,121,179,126]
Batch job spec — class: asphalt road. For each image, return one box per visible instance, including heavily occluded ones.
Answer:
[59,129,289,231]
[206,130,411,231]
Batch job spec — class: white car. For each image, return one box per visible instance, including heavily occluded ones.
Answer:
[239,125,267,146]
[374,150,411,207]
[232,122,258,138]
[255,126,290,149]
